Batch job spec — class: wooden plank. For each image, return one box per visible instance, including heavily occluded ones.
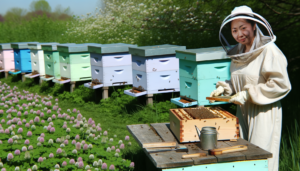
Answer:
[185,143,217,164]
[206,96,232,102]
[151,123,178,143]
[224,138,273,160]
[214,141,246,162]
[145,150,193,168]
[143,142,176,148]
[127,124,165,147]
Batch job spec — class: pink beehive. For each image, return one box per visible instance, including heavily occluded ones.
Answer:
[0,43,15,72]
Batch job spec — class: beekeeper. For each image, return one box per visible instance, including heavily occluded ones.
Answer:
[210,6,291,171]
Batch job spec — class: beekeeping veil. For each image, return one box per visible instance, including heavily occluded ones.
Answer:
[219,6,276,64]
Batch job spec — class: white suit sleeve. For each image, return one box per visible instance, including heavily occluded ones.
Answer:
[243,44,291,105]
[216,80,235,96]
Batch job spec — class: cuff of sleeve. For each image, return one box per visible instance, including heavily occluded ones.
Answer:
[217,81,233,96]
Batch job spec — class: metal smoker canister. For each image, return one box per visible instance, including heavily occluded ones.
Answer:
[195,126,218,150]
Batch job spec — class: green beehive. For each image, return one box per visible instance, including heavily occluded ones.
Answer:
[41,43,76,81]
[171,47,231,107]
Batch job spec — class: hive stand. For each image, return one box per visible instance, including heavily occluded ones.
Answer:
[26,42,59,85]
[171,47,232,107]
[40,43,76,82]
[52,43,101,93]
[124,44,186,105]
[0,43,15,77]
[83,43,137,99]
[9,42,39,78]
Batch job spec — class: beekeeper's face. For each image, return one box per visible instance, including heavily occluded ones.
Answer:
[231,19,256,46]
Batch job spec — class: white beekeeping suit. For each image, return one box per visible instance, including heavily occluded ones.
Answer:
[216,6,291,171]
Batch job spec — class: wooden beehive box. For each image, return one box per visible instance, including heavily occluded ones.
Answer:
[0,43,14,72]
[171,47,231,107]
[124,44,186,96]
[27,43,58,77]
[41,43,76,81]
[169,106,239,143]
[55,44,101,82]
[84,43,137,89]
[11,42,39,73]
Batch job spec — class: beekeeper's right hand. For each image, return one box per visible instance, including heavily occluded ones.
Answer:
[209,86,225,103]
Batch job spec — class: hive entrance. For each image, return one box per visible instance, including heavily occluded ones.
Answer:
[179,96,196,103]
[31,70,39,75]
[91,79,102,87]
[130,86,145,93]
[45,74,53,78]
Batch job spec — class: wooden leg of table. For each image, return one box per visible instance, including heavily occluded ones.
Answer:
[102,86,109,99]
[70,81,76,93]
[146,94,153,106]
[5,72,8,79]
[21,73,26,82]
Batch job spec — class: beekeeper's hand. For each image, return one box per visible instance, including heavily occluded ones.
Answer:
[229,91,250,105]
[209,86,225,103]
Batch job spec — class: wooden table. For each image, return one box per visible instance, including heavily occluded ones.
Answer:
[127,123,272,171]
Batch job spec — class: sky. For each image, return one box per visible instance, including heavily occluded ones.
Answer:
[0,0,101,16]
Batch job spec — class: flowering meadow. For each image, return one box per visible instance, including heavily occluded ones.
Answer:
[0,81,134,171]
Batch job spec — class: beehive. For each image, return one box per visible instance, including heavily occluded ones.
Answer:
[25,42,59,78]
[171,47,231,107]
[53,43,101,83]
[40,43,76,81]
[169,106,239,143]
[124,44,186,96]
[84,43,137,89]
[0,43,15,72]
[10,42,39,74]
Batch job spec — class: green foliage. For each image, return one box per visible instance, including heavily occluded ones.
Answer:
[30,0,52,12]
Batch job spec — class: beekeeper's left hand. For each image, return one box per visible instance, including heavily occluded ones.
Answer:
[229,91,250,105]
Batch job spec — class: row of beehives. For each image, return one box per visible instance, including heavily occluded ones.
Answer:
[0,42,231,107]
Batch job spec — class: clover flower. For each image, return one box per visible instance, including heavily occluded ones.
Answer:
[62,161,67,167]
[78,161,84,169]
[52,114,56,119]
[60,144,65,148]
[106,147,111,152]
[125,135,130,141]
[8,138,13,144]
[7,153,13,161]
[22,146,27,152]
[28,145,33,150]
[119,140,123,144]
[31,125,36,130]
[50,127,55,133]
[14,149,20,155]
[40,113,44,117]
[37,157,43,162]
[130,162,135,168]
[69,159,75,165]
[15,166,20,171]
[111,146,115,150]
[55,164,60,169]
[32,165,37,171]
[120,143,125,149]
[76,142,81,150]
[66,128,71,133]
[83,144,88,150]
[103,131,108,136]
[128,142,132,146]
[17,128,23,133]
[39,137,44,143]
[49,153,54,158]
[48,139,53,144]
[64,139,68,145]
[77,157,83,162]
[114,153,119,157]
[72,149,77,154]
[37,142,42,147]
[75,134,80,140]
[72,140,76,145]
[116,149,120,153]
[102,163,107,170]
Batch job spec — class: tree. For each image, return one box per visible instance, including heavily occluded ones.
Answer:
[30,0,51,12]
[0,15,4,22]
[54,5,72,16]
[4,7,27,21]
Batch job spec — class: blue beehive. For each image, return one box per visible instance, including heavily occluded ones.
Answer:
[171,47,231,107]
[10,42,39,74]
[84,43,137,89]
[124,44,186,96]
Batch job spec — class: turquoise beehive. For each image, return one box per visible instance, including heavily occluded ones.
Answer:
[171,47,231,107]
[84,43,137,89]
[124,44,186,97]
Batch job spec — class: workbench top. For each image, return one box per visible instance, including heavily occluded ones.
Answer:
[127,123,272,169]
